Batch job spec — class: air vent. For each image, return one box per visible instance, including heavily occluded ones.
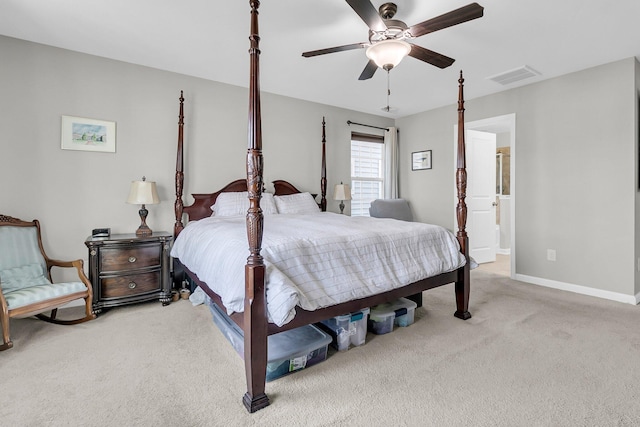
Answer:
[487,65,540,85]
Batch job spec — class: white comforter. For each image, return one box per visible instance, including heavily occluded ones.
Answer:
[171,212,465,326]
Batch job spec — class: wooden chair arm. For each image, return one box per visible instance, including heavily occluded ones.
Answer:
[46,259,93,292]
[46,258,76,268]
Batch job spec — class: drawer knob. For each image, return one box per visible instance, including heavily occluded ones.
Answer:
[128,282,137,289]
[128,256,137,263]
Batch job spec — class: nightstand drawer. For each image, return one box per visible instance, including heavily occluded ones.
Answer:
[100,245,161,271]
[101,271,160,298]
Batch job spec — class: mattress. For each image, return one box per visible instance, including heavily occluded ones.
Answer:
[171,212,465,326]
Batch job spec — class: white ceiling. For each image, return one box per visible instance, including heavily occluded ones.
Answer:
[2,0,640,118]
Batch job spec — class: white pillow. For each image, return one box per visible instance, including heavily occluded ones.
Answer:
[274,192,320,214]
[261,193,279,214]
[211,192,278,216]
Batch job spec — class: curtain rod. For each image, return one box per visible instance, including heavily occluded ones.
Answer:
[347,120,389,131]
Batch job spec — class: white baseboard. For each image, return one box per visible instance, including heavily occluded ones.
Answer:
[496,248,511,255]
[514,274,640,305]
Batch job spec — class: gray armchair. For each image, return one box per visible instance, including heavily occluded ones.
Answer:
[369,198,413,222]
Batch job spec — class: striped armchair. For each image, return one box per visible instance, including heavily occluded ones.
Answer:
[0,214,95,351]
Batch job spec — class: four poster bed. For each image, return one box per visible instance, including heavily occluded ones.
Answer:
[171,1,471,413]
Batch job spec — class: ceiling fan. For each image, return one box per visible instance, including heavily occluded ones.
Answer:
[302,1,484,80]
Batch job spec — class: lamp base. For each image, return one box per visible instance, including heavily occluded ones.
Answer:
[136,205,153,237]
[135,225,153,237]
[339,201,345,214]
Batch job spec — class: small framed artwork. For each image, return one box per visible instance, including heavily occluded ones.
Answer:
[412,150,432,171]
[61,115,116,152]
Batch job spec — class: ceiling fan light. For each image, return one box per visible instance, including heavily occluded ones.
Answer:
[366,39,411,70]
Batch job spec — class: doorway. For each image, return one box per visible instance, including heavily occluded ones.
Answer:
[454,113,516,278]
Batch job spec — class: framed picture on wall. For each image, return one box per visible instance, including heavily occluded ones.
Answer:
[412,150,432,171]
[61,115,116,153]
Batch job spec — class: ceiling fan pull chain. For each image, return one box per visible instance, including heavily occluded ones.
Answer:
[386,69,391,111]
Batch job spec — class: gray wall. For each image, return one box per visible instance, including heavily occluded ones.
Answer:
[2,34,638,301]
[398,58,638,299]
[0,35,392,280]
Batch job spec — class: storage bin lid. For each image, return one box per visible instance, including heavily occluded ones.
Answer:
[370,297,417,319]
[268,324,332,362]
[369,310,395,322]
[350,307,370,321]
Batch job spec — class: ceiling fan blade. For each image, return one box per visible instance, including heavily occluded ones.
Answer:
[358,60,378,80]
[408,2,484,38]
[409,44,455,69]
[345,0,387,32]
[302,42,367,58]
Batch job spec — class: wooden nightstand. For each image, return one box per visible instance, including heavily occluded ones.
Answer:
[85,232,172,313]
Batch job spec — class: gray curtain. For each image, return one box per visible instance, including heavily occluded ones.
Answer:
[384,126,399,198]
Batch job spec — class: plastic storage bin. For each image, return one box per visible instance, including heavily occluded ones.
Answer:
[209,303,332,381]
[368,310,395,335]
[319,313,352,351]
[318,308,370,351]
[349,308,369,347]
[369,297,418,334]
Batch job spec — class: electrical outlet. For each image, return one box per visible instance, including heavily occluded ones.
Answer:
[547,249,556,261]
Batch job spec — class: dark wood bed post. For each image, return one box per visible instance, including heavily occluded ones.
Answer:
[454,71,472,320]
[174,91,185,238]
[320,117,327,211]
[243,0,270,413]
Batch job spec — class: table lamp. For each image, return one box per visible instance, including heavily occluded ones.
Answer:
[126,176,159,237]
[333,182,351,215]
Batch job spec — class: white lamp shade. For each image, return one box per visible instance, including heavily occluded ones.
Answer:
[366,39,411,69]
[333,184,351,201]
[127,180,160,205]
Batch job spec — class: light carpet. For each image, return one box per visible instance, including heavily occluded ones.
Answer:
[1,270,639,426]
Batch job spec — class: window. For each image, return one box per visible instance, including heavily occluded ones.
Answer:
[350,132,385,216]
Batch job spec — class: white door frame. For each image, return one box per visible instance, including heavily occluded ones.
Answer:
[453,113,516,278]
